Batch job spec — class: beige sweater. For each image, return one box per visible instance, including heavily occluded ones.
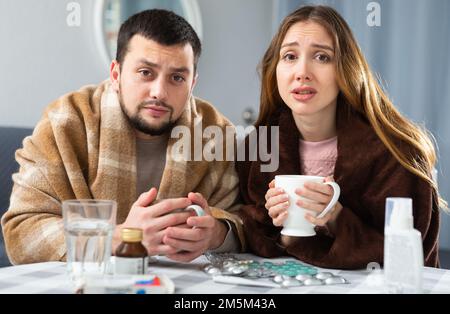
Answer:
[1,81,244,264]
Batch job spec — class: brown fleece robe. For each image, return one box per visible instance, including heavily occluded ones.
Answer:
[236,103,440,269]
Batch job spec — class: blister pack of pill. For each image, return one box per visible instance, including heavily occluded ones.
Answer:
[273,272,348,287]
[203,253,349,288]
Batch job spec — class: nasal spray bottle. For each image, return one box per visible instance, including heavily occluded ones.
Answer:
[384,197,423,293]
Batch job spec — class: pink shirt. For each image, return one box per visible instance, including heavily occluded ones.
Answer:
[299,136,338,177]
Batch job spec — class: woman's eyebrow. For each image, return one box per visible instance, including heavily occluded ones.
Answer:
[280,41,334,53]
[311,43,334,52]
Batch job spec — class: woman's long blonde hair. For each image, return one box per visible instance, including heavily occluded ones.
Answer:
[256,5,447,209]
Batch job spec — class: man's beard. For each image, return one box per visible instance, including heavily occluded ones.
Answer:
[119,92,176,136]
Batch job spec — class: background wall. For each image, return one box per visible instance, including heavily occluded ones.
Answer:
[0,0,105,127]
[195,0,274,124]
[0,0,274,127]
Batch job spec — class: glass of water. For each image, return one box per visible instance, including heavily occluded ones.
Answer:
[62,199,117,287]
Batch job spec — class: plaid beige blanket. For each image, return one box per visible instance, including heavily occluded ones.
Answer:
[1,81,243,264]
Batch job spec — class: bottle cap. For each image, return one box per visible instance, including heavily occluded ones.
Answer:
[385,197,413,230]
[121,228,143,242]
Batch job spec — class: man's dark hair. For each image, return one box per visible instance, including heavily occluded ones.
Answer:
[116,9,202,71]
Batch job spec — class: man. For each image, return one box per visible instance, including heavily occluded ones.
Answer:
[1,9,243,264]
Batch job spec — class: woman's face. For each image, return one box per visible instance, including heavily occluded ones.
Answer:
[276,21,339,119]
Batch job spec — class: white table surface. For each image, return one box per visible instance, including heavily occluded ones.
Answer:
[0,253,449,294]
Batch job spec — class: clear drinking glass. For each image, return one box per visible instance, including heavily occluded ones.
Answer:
[62,199,117,286]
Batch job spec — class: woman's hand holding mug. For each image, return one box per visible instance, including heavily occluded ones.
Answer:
[265,175,342,237]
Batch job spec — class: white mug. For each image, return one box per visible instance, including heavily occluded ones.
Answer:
[172,205,205,216]
[184,205,205,216]
[274,175,340,237]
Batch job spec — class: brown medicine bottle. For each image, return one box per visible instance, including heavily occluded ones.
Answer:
[114,228,148,275]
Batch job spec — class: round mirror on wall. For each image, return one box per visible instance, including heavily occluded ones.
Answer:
[94,0,203,68]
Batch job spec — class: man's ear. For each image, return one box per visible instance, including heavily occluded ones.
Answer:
[190,72,198,93]
[110,60,121,92]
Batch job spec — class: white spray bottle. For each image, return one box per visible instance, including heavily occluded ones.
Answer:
[384,197,423,293]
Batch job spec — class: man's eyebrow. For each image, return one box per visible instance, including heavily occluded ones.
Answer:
[137,59,190,73]
[137,59,159,68]
[170,66,190,74]
[280,41,334,53]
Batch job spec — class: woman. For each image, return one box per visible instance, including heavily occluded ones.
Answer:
[236,5,445,269]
